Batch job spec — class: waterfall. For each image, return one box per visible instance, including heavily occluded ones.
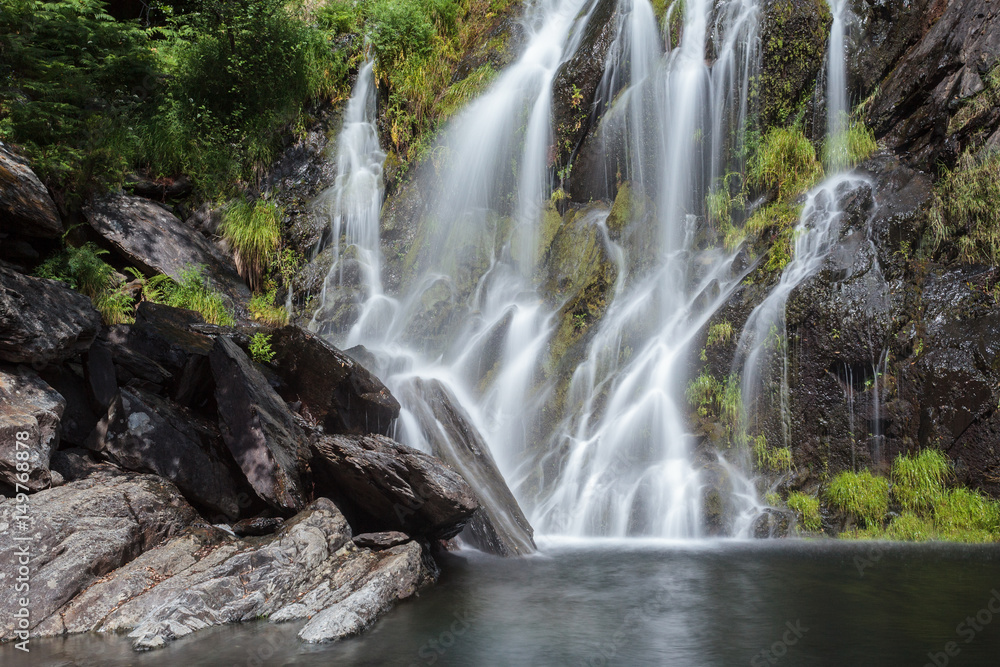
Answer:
[824,0,851,169]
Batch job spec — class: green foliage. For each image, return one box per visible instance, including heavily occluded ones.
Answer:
[316,0,359,34]
[221,198,283,291]
[153,266,234,325]
[686,371,744,440]
[827,470,890,528]
[706,321,733,348]
[934,488,1000,536]
[0,0,156,193]
[367,0,437,64]
[249,332,276,363]
[748,127,823,198]
[822,118,877,171]
[753,434,792,472]
[249,286,290,326]
[929,149,1000,265]
[891,449,950,511]
[787,491,821,531]
[36,242,136,324]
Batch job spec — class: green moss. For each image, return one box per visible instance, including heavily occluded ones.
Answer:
[891,449,950,511]
[827,470,889,528]
[787,491,822,531]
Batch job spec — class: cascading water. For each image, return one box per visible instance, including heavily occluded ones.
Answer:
[824,0,851,168]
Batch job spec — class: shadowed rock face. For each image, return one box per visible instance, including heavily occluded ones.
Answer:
[21,498,435,650]
[0,367,65,490]
[0,143,62,239]
[87,386,245,520]
[0,470,198,640]
[311,433,479,540]
[210,336,312,514]
[396,377,536,556]
[268,325,400,436]
[0,266,101,366]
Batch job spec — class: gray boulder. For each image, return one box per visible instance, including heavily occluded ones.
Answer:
[311,433,478,539]
[0,366,66,490]
[0,265,101,366]
[0,143,62,238]
[210,336,311,513]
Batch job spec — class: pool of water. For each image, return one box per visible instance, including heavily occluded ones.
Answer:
[20,539,1000,666]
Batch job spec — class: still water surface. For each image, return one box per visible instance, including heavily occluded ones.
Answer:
[23,539,1000,666]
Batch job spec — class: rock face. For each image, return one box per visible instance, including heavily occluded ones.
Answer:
[311,433,478,539]
[0,265,101,366]
[269,325,400,436]
[84,193,250,309]
[0,143,62,238]
[23,498,435,650]
[87,386,244,520]
[210,336,311,513]
[0,470,198,640]
[0,367,66,490]
[397,378,536,556]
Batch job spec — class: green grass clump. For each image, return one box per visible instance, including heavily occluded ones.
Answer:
[249,332,276,363]
[827,470,890,528]
[929,149,1000,265]
[891,449,950,511]
[36,242,135,324]
[753,434,793,472]
[822,118,877,171]
[787,491,822,531]
[221,199,282,292]
[934,488,1000,535]
[152,267,234,326]
[748,127,823,198]
[706,321,733,348]
[249,287,290,326]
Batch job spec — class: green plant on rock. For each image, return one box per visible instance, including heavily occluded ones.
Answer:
[151,266,234,326]
[249,332,276,363]
[748,127,823,199]
[934,488,1000,537]
[827,469,889,528]
[822,116,877,171]
[249,286,290,326]
[222,198,282,292]
[891,449,950,511]
[753,434,792,472]
[36,242,135,324]
[787,491,822,531]
[929,149,1000,265]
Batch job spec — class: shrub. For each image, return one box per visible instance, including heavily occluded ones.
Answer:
[367,0,436,66]
[891,449,950,511]
[827,470,890,528]
[221,199,283,291]
[787,491,821,532]
[249,332,276,363]
[929,150,1000,265]
[934,488,1000,535]
[748,127,823,198]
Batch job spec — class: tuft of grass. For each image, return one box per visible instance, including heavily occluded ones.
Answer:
[221,199,282,292]
[822,118,877,171]
[36,242,135,324]
[748,127,823,198]
[753,434,793,472]
[249,286,290,326]
[153,266,234,326]
[827,470,890,528]
[706,321,733,348]
[929,149,1000,265]
[891,449,950,511]
[249,332,276,363]
[787,491,822,531]
[934,488,1000,536]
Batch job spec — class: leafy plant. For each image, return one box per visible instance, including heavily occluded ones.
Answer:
[221,198,282,291]
[827,470,890,528]
[36,242,135,324]
[249,332,276,363]
[787,491,822,531]
[753,435,792,472]
[152,266,234,325]
[706,321,734,348]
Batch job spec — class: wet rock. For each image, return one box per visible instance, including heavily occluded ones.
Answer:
[0,265,101,366]
[232,516,284,537]
[210,336,311,513]
[311,433,478,540]
[0,143,62,238]
[396,378,535,556]
[84,193,250,312]
[848,0,935,102]
[0,470,198,640]
[752,508,792,538]
[353,531,410,550]
[268,325,400,436]
[128,302,215,407]
[0,367,66,490]
[87,386,244,520]
[125,174,193,201]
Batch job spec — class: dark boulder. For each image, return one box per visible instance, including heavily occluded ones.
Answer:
[0,265,101,366]
[0,469,198,640]
[396,377,535,556]
[0,143,62,239]
[311,433,478,539]
[269,325,400,436]
[0,366,65,490]
[84,340,118,412]
[87,386,245,520]
[353,531,411,550]
[84,193,250,311]
[210,336,311,513]
[232,515,284,537]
